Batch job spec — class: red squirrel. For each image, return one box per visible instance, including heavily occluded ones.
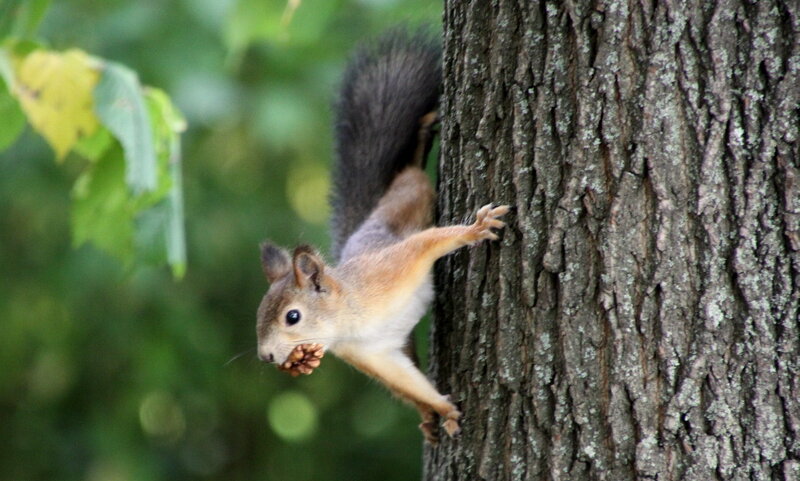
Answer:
[256,29,508,444]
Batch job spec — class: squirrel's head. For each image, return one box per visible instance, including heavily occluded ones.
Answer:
[256,243,342,365]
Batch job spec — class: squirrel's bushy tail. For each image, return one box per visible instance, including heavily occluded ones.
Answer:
[330,28,441,259]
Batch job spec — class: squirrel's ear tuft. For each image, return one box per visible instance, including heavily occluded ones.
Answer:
[260,242,291,283]
[292,245,327,292]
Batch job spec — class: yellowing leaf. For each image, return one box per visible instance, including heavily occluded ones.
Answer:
[13,49,100,159]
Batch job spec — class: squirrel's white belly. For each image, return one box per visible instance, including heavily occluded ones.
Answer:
[351,274,433,352]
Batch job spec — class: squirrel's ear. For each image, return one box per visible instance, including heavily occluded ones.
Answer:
[292,245,329,292]
[260,242,291,283]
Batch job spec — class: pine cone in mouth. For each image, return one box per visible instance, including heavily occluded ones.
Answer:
[277,343,325,377]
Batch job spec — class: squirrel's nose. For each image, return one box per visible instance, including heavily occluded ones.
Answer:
[259,352,275,363]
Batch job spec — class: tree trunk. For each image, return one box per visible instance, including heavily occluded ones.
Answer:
[425,1,799,480]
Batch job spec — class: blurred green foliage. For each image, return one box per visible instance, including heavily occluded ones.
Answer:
[1,5,189,275]
[0,0,441,480]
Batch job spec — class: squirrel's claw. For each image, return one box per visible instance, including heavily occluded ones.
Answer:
[443,418,461,437]
[443,409,462,437]
[470,203,510,244]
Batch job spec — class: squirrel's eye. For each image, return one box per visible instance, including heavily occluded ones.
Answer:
[285,309,301,326]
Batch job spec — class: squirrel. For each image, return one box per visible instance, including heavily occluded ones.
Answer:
[256,28,508,444]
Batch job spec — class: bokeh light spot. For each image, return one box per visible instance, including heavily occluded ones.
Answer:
[28,350,73,401]
[267,391,317,442]
[287,165,329,225]
[139,391,186,442]
[85,459,131,481]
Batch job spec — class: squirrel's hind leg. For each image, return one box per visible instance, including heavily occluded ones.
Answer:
[416,403,440,444]
[402,334,449,444]
[411,110,439,169]
[371,167,435,237]
[367,110,438,238]
[337,347,460,442]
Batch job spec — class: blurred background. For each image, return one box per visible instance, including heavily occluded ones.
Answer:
[0,0,441,480]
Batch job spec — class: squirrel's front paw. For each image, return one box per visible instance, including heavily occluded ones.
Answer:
[278,343,325,377]
[469,203,509,244]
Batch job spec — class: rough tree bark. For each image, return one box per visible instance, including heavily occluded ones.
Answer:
[425,1,799,480]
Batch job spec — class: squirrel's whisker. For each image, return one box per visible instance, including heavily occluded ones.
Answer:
[224,347,256,366]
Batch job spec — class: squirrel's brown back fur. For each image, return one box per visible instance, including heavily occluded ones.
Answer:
[338,167,434,262]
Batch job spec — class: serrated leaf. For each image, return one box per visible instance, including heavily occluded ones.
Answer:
[71,144,134,263]
[94,62,157,194]
[12,48,100,159]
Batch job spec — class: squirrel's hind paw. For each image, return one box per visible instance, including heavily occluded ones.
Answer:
[442,409,461,438]
[419,421,439,445]
[443,418,461,437]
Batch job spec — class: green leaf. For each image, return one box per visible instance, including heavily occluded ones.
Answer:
[0,47,13,86]
[72,126,113,162]
[71,144,135,263]
[164,141,186,278]
[0,0,23,39]
[134,195,185,278]
[134,201,171,266]
[145,87,186,134]
[94,62,157,194]
[143,87,187,278]
[3,0,51,39]
[2,38,43,59]
[0,76,25,150]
